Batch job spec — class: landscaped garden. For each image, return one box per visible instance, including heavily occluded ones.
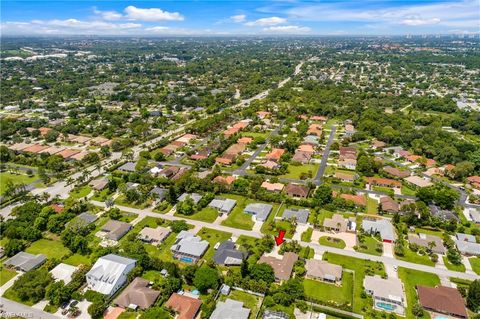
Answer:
[354,235,383,256]
[319,236,346,249]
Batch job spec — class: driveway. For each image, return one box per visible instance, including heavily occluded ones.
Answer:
[383,242,394,258]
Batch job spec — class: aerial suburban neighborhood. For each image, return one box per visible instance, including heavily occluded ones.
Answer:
[0,1,479,319]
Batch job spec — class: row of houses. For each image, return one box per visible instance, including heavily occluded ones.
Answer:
[7,142,90,160]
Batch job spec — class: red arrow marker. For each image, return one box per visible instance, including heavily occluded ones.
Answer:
[275,230,286,246]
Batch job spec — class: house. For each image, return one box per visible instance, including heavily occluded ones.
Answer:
[261,181,284,193]
[456,233,477,243]
[467,176,480,189]
[4,252,46,272]
[292,150,312,164]
[263,311,289,319]
[178,193,202,205]
[339,147,357,159]
[362,218,396,243]
[149,187,168,201]
[68,212,98,229]
[303,135,320,146]
[238,137,253,145]
[338,193,366,207]
[298,144,315,153]
[429,205,458,221]
[57,148,81,159]
[113,277,160,310]
[365,177,401,189]
[98,220,132,241]
[455,235,480,256]
[118,162,136,172]
[257,111,271,119]
[265,148,285,162]
[282,208,309,224]
[216,143,246,165]
[311,115,328,122]
[335,172,357,182]
[170,231,209,263]
[89,178,109,191]
[372,140,387,149]
[86,254,136,296]
[338,158,357,170]
[364,275,405,315]
[213,175,236,186]
[383,166,411,178]
[404,176,433,188]
[165,293,202,319]
[244,203,273,222]
[258,252,298,282]
[259,160,280,170]
[323,214,350,232]
[380,196,400,213]
[208,198,237,215]
[210,299,250,319]
[137,227,170,245]
[344,124,355,137]
[50,263,77,285]
[305,260,342,283]
[284,183,309,199]
[407,233,446,254]
[417,285,468,319]
[213,240,246,266]
[307,123,322,136]
[159,166,180,179]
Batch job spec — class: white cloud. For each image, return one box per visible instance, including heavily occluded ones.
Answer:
[93,8,123,21]
[245,16,287,26]
[230,14,246,23]
[400,18,440,26]
[145,26,170,32]
[124,6,184,21]
[262,25,311,34]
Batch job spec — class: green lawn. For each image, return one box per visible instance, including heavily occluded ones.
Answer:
[366,197,378,214]
[396,248,435,266]
[323,252,386,314]
[280,163,319,180]
[63,253,92,266]
[115,195,151,209]
[304,272,354,307]
[117,311,137,319]
[415,228,444,237]
[157,233,178,262]
[469,257,480,275]
[69,185,92,199]
[319,236,346,249]
[25,239,71,260]
[221,194,254,230]
[197,227,232,261]
[355,236,383,256]
[398,267,440,319]
[241,131,270,139]
[260,204,289,238]
[91,189,112,201]
[0,266,17,286]
[401,185,416,196]
[316,209,335,225]
[443,256,466,272]
[220,289,261,319]
[0,172,38,194]
[301,228,313,242]
[3,286,35,305]
[175,207,219,223]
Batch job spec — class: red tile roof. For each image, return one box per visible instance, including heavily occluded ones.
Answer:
[165,293,202,319]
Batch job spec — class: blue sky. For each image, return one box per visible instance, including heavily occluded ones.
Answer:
[1,0,478,36]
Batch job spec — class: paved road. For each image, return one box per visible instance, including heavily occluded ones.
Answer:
[233,120,285,176]
[93,200,479,281]
[314,125,337,185]
[330,185,417,200]
[0,297,60,319]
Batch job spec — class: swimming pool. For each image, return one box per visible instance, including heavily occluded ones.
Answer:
[180,257,193,263]
[376,302,395,311]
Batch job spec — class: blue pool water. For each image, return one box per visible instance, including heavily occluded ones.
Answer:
[377,302,395,311]
[191,289,200,295]
[180,257,193,263]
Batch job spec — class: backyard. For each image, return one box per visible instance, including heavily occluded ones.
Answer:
[219,289,262,319]
[25,239,71,260]
[398,267,440,319]
[197,227,232,261]
[175,207,218,223]
[304,272,354,307]
[280,163,319,180]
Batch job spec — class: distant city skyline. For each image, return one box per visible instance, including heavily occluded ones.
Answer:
[1,0,478,36]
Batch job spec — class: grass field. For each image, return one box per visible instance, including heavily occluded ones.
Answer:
[442,256,466,272]
[221,194,254,230]
[398,267,440,319]
[220,289,261,319]
[197,227,232,261]
[69,185,92,199]
[366,197,378,214]
[0,172,38,194]
[280,163,319,180]
[401,185,416,196]
[175,207,218,223]
[396,248,435,266]
[157,233,178,262]
[323,252,386,314]
[319,236,346,249]
[63,253,92,266]
[0,266,17,286]
[304,272,354,307]
[469,257,480,275]
[25,239,71,260]
[301,228,313,242]
[355,236,383,256]
[241,131,270,139]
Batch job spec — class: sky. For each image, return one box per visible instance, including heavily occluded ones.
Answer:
[1,0,478,36]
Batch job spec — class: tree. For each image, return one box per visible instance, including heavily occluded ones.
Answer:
[170,220,189,233]
[4,239,26,256]
[467,279,480,312]
[46,280,71,306]
[249,263,275,284]
[44,130,60,143]
[11,268,53,303]
[412,303,424,317]
[312,185,333,206]
[176,197,195,216]
[88,301,107,319]
[193,266,220,293]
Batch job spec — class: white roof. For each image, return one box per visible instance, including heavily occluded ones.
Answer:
[171,231,209,257]
[50,263,78,285]
[210,299,250,319]
[87,254,136,295]
[364,275,404,303]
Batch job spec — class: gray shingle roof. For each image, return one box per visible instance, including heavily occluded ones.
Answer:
[244,203,272,222]
[210,299,250,319]
[455,240,480,255]
[171,231,209,258]
[209,198,236,214]
[362,219,396,241]
[178,193,202,205]
[213,241,246,266]
[118,162,136,172]
[282,208,309,224]
[4,252,46,272]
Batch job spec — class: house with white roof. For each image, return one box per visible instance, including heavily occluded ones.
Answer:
[364,275,405,315]
[210,299,250,319]
[362,218,396,243]
[170,231,209,263]
[86,254,136,296]
[208,198,237,215]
